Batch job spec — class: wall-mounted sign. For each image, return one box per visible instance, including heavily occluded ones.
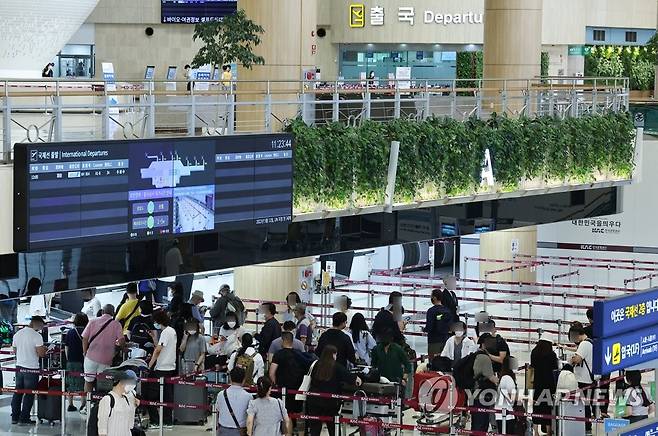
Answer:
[568,45,592,56]
[592,324,658,374]
[349,4,482,28]
[593,287,658,339]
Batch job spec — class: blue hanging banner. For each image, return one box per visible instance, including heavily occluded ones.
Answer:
[593,287,658,339]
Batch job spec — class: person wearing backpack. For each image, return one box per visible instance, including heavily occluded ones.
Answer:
[424,288,454,357]
[470,333,500,432]
[127,300,157,354]
[269,332,306,421]
[210,284,246,328]
[229,333,264,386]
[567,322,595,433]
[94,370,140,436]
[623,370,655,423]
[115,283,142,335]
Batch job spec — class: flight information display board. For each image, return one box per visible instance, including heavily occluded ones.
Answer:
[161,0,237,24]
[14,134,293,252]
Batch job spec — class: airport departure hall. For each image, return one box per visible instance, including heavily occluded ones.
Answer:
[2,0,658,435]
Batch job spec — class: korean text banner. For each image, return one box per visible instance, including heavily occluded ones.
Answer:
[593,287,658,339]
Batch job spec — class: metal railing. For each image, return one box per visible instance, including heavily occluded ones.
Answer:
[0,76,630,162]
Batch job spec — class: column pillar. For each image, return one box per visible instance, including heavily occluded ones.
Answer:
[479,227,537,283]
[233,257,315,308]
[236,0,318,131]
[483,0,543,113]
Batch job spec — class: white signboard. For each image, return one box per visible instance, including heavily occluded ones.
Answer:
[325,260,337,278]
[511,239,520,255]
[396,67,411,90]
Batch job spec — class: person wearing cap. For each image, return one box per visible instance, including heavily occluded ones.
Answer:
[471,333,500,432]
[189,290,206,326]
[97,369,140,436]
[11,316,47,425]
[530,338,558,436]
[210,284,246,328]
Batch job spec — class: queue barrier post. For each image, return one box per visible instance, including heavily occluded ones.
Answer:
[562,292,567,323]
[501,407,507,434]
[159,376,164,436]
[448,379,456,436]
[334,414,340,436]
[527,300,533,352]
[86,391,92,429]
[557,319,563,350]
[60,368,66,436]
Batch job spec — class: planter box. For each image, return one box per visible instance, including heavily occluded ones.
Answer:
[630,90,653,100]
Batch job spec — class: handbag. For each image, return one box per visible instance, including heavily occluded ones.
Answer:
[277,398,288,435]
[295,360,317,401]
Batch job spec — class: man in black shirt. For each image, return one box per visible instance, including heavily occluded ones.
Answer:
[269,332,305,415]
[476,319,509,374]
[424,288,453,356]
[372,292,404,344]
[255,302,281,356]
[315,312,356,368]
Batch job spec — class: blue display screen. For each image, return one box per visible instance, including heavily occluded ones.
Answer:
[592,325,658,374]
[161,0,237,24]
[593,287,658,338]
[14,134,293,252]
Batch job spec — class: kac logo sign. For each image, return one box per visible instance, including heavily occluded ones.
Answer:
[349,4,365,28]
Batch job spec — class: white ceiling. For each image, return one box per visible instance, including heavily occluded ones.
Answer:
[0,0,100,78]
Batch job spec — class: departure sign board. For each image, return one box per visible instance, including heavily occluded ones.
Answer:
[161,0,237,24]
[14,134,293,252]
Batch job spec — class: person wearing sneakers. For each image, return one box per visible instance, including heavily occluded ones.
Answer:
[11,316,47,426]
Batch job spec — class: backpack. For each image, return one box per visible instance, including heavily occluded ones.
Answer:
[292,349,318,372]
[130,317,154,350]
[0,320,14,346]
[441,289,459,318]
[235,350,258,385]
[226,295,246,326]
[453,350,485,390]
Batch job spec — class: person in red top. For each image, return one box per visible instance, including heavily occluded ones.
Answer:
[82,305,124,398]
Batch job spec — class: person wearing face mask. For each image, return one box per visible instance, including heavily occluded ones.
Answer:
[11,316,47,425]
[210,284,246,329]
[307,345,361,436]
[81,288,101,319]
[441,321,476,367]
[211,312,245,357]
[179,319,206,374]
[424,288,454,357]
[96,370,140,436]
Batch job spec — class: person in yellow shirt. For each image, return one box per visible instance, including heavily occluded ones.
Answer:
[115,283,141,335]
[221,65,232,91]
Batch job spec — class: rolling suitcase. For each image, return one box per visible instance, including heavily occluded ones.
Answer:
[37,376,62,425]
[173,375,208,425]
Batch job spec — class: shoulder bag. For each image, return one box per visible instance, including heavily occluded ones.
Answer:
[295,360,317,401]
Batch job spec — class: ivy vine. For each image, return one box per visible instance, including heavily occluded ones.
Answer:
[289,112,636,212]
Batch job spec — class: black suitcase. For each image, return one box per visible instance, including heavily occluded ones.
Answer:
[37,376,62,425]
[173,376,208,425]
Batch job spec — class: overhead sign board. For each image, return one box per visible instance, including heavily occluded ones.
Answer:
[593,324,658,374]
[612,417,658,436]
[593,287,658,339]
